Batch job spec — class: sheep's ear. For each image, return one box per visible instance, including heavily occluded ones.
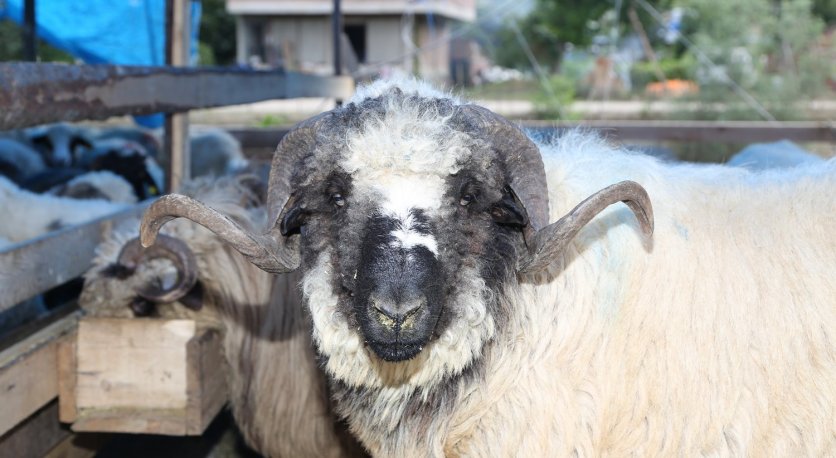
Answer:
[490,186,529,228]
[279,194,307,236]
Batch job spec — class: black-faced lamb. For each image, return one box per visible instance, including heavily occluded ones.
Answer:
[139,79,835,456]
[25,122,94,167]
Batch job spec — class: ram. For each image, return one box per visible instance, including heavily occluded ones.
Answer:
[139,79,835,456]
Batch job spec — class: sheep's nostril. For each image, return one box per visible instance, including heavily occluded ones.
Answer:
[371,297,426,329]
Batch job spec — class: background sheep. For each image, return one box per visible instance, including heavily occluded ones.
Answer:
[188,127,249,178]
[0,137,47,184]
[0,175,127,244]
[152,127,249,179]
[75,137,164,200]
[48,170,138,204]
[727,139,825,170]
[141,79,835,456]
[81,174,365,458]
[25,122,93,167]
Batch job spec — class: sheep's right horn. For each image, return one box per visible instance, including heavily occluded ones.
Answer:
[140,193,299,273]
[117,234,198,303]
[518,181,654,274]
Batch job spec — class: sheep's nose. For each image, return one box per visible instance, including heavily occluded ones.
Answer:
[371,296,426,330]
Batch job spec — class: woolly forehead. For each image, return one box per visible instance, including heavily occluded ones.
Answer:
[337,100,478,215]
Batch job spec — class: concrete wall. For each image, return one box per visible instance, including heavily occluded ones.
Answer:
[236,14,455,83]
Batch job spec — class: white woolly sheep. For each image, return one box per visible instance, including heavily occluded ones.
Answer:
[139,79,835,457]
[189,127,248,178]
[48,170,138,204]
[81,174,364,457]
[0,175,127,244]
[727,139,825,170]
[153,127,249,179]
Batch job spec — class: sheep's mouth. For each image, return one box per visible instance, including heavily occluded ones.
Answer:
[366,339,425,362]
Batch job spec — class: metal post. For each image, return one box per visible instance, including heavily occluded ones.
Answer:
[22,0,37,61]
[332,0,342,106]
[164,0,191,193]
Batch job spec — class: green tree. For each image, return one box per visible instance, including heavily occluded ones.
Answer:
[679,0,827,120]
[199,0,236,66]
[812,0,836,24]
[490,0,676,71]
[0,19,74,62]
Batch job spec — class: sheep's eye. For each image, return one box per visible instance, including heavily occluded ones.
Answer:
[332,193,345,207]
[459,194,475,206]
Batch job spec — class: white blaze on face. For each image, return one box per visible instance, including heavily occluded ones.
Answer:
[373,174,444,256]
[337,96,475,257]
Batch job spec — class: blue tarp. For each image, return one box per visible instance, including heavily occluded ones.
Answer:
[0,1,202,127]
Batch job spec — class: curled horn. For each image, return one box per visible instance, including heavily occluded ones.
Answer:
[139,113,331,274]
[456,104,653,274]
[518,181,654,274]
[117,234,198,304]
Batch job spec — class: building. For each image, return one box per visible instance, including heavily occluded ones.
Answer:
[226,0,476,83]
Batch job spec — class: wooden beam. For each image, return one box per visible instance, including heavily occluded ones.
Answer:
[57,336,77,424]
[0,402,70,458]
[0,63,354,130]
[228,121,835,152]
[70,319,226,436]
[523,120,836,143]
[0,313,80,437]
[0,204,148,313]
[164,0,192,192]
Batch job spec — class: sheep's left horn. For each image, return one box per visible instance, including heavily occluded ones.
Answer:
[140,194,299,273]
[117,234,198,304]
[518,181,654,274]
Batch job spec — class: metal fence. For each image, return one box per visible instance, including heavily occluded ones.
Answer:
[0,5,353,447]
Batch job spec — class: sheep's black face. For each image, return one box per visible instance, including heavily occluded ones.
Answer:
[354,212,446,361]
[288,90,530,385]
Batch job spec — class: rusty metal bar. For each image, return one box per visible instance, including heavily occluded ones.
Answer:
[0,63,355,130]
[0,204,148,313]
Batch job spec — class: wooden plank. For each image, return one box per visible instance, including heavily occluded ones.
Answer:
[57,335,78,423]
[71,319,226,436]
[228,127,291,149]
[0,402,70,458]
[75,319,194,411]
[523,120,836,143]
[0,313,80,437]
[0,63,354,130]
[0,203,147,313]
[164,0,192,192]
[187,328,227,435]
[228,121,835,153]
